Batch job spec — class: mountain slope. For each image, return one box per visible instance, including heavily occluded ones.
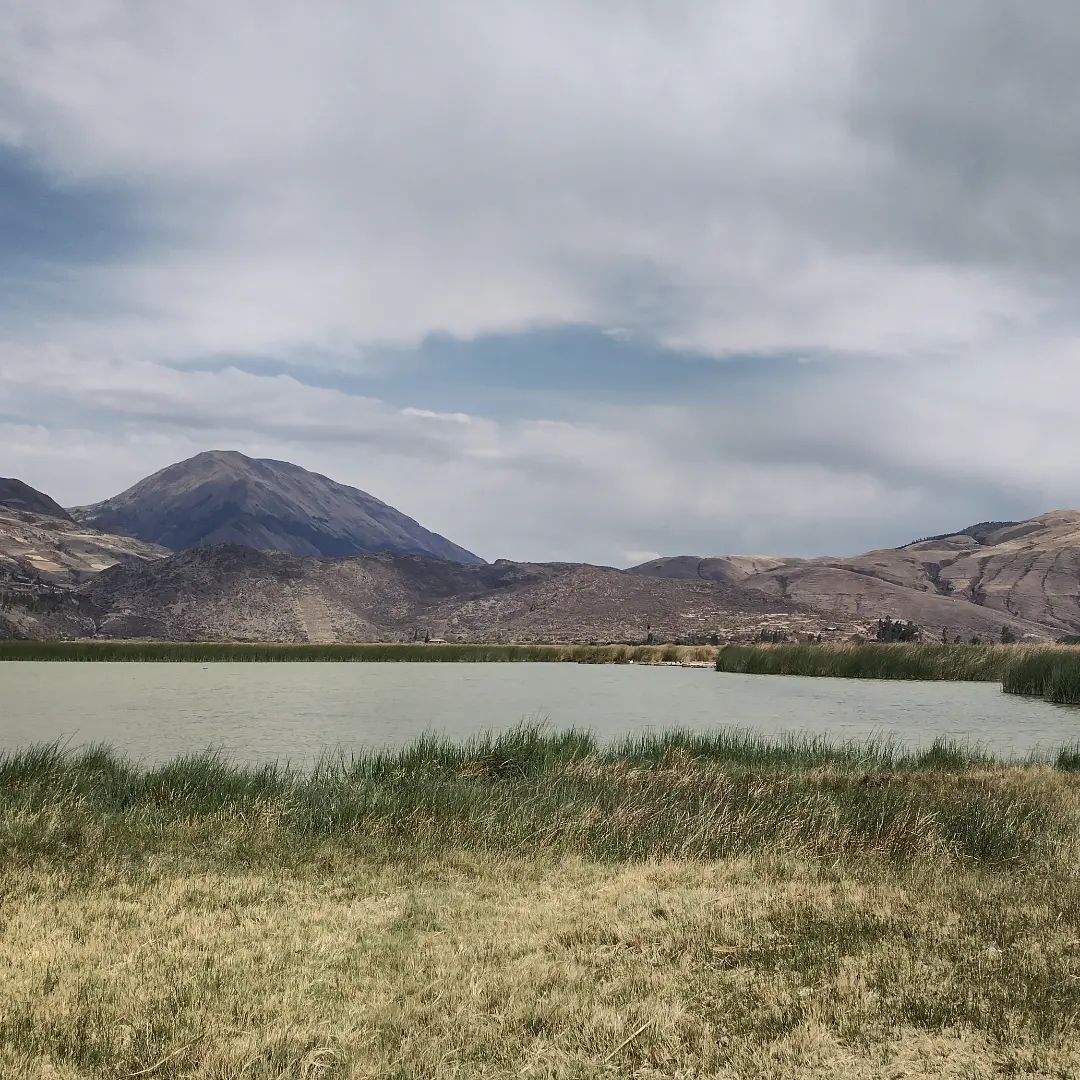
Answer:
[76,545,837,644]
[0,507,167,586]
[0,478,72,521]
[71,450,483,564]
[630,510,1080,639]
[0,502,168,640]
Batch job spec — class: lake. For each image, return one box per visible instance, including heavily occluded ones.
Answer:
[2,661,1078,764]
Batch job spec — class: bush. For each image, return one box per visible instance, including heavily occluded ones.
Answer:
[875,618,921,643]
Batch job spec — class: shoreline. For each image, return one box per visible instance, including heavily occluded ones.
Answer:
[0,640,720,664]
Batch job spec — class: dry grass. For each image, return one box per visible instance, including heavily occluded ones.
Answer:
[3,735,1080,1078]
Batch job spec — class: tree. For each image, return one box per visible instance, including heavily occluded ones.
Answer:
[1000,625,1018,644]
[875,617,920,643]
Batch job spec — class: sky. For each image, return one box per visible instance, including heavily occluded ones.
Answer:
[1,1,1078,566]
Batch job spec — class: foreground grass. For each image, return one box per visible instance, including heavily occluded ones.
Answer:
[0,640,717,664]
[2,730,1080,1077]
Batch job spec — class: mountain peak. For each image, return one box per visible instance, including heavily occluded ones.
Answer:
[71,452,483,564]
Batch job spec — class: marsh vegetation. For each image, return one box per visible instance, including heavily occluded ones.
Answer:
[716,641,1080,704]
[0,640,714,664]
[3,729,1079,1077]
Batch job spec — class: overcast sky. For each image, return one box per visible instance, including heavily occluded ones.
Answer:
[1,2,1078,564]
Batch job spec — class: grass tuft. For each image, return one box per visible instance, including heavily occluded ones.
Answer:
[0,728,1073,870]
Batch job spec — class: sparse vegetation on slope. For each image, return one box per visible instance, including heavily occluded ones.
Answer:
[0,640,716,663]
[2,731,1079,1078]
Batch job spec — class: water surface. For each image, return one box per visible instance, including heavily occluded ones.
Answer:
[1,662,1076,764]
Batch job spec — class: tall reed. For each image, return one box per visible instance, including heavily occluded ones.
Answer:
[2,729,1074,869]
[1001,647,1080,704]
[0,640,717,664]
[714,642,1010,681]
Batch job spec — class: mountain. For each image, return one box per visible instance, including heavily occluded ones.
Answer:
[11,470,1080,644]
[74,545,836,643]
[630,510,1080,640]
[0,495,167,640]
[70,450,483,565]
[0,478,72,521]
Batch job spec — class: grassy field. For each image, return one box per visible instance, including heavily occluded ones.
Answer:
[3,728,1079,1078]
[0,640,717,664]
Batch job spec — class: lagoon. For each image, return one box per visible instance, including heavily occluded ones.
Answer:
[1,661,1077,764]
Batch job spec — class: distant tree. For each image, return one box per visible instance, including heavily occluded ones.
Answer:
[1000,625,1018,644]
[875,617,920,643]
[941,627,949,644]
[969,635,982,645]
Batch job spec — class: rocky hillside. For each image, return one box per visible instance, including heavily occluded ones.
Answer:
[0,478,72,521]
[8,466,1080,644]
[0,507,166,586]
[0,505,167,640]
[631,510,1080,640]
[75,545,843,644]
[71,450,483,564]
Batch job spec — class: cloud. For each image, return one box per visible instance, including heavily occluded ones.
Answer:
[1,2,1079,562]
[4,0,1057,358]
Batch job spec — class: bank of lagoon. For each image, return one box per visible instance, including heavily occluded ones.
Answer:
[3,728,1079,1078]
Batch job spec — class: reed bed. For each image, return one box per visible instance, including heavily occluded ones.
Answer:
[715,641,1012,682]
[717,641,1080,704]
[1002,646,1080,704]
[2,728,1075,868]
[4,729,1079,1077]
[0,639,716,664]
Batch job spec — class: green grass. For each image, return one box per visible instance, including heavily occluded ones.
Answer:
[716,641,1080,704]
[4,729,1079,1077]
[714,642,1011,682]
[1002,647,1080,704]
[2,728,1074,868]
[0,640,713,663]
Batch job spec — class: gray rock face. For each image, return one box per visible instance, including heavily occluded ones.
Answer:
[70,450,483,565]
[0,478,72,521]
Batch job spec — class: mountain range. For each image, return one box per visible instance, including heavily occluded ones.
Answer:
[1,450,1076,643]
